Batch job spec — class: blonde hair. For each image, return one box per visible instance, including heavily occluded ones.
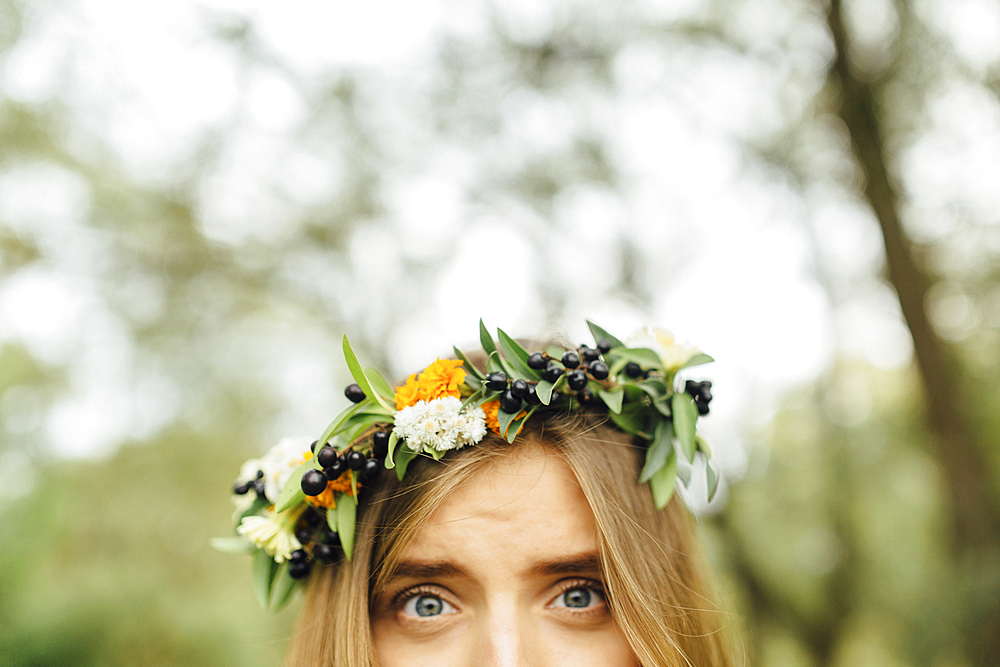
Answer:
[284,412,734,666]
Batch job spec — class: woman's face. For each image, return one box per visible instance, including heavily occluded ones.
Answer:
[371,443,638,667]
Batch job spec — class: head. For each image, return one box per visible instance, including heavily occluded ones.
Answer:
[284,413,733,666]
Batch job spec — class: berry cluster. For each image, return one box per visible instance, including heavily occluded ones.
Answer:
[232,470,266,499]
[685,380,713,415]
[287,508,342,578]
[485,340,615,413]
[300,437,384,497]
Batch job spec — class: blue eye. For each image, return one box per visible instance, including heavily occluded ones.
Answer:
[403,593,455,617]
[553,585,604,609]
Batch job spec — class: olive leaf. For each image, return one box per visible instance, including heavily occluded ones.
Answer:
[252,548,277,610]
[586,320,624,349]
[384,430,401,469]
[671,392,698,463]
[639,420,673,483]
[648,450,678,510]
[497,329,542,380]
[275,458,321,514]
[336,493,357,560]
[479,319,497,356]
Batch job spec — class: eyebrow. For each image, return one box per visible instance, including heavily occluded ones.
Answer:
[387,552,603,584]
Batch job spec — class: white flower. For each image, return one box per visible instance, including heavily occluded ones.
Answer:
[257,436,314,504]
[626,327,700,372]
[237,508,302,563]
[395,397,487,452]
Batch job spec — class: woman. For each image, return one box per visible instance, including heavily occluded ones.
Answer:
[222,323,732,666]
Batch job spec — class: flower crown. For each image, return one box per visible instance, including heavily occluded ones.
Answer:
[212,321,718,611]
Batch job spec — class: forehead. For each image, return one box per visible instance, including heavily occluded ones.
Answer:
[404,444,598,571]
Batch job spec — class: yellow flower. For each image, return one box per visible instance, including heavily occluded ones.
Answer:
[626,327,699,371]
[395,373,421,410]
[417,358,466,401]
[395,358,467,410]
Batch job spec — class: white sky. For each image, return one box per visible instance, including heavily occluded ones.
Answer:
[0,0,997,500]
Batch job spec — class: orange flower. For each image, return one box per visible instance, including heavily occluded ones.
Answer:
[395,373,421,410]
[482,400,500,433]
[394,359,467,410]
[416,358,466,401]
[305,470,357,509]
[481,400,526,439]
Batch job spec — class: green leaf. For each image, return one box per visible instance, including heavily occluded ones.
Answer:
[395,445,418,480]
[706,461,720,502]
[597,387,624,414]
[535,375,565,405]
[209,536,253,555]
[479,319,497,356]
[607,406,647,435]
[497,329,541,380]
[679,353,714,370]
[503,407,537,444]
[342,335,391,411]
[612,347,664,370]
[639,420,673,483]
[326,506,338,533]
[317,401,364,450]
[671,392,697,463]
[675,458,693,487]
[384,430,401,469]
[454,346,485,381]
[586,321,625,349]
[695,435,711,456]
[497,407,521,440]
[648,450,677,510]
[275,459,317,513]
[252,548,277,610]
[269,562,297,612]
[364,366,396,403]
[336,493,357,560]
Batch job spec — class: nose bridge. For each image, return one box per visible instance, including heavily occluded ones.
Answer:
[479,596,535,667]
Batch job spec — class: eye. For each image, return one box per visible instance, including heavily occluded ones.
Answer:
[550,583,606,610]
[402,593,457,618]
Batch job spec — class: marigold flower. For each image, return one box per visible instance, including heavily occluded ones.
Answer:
[416,358,466,402]
[395,373,421,410]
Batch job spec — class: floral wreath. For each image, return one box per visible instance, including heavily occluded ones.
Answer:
[212,321,718,612]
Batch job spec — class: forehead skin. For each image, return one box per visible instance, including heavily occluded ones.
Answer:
[371,443,638,667]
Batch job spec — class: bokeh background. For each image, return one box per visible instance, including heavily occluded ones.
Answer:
[1,0,999,664]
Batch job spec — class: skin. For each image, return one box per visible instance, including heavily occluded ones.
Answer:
[371,443,639,667]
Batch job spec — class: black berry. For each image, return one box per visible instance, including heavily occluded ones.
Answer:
[567,369,588,391]
[510,379,529,398]
[290,548,308,563]
[301,469,328,496]
[316,446,338,469]
[597,340,612,354]
[485,372,508,391]
[289,560,312,580]
[542,363,563,383]
[310,440,319,453]
[318,526,340,545]
[499,388,522,414]
[344,383,366,403]
[695,398,710,416]
[312,543,339,564]
[233,481,252,495]
[578,388,594,404]
[589,361,609,380]
[527,352,547,369]
[524,384,540,405]
[371,430,391,458]
[324,457,346,480]
[624,362,642,378]
[361,458,381,482]
[295,526,314,543]
[561,351,580,369]
[581,346,600,362]
[302,509,322,527]
[346,450,365,471]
